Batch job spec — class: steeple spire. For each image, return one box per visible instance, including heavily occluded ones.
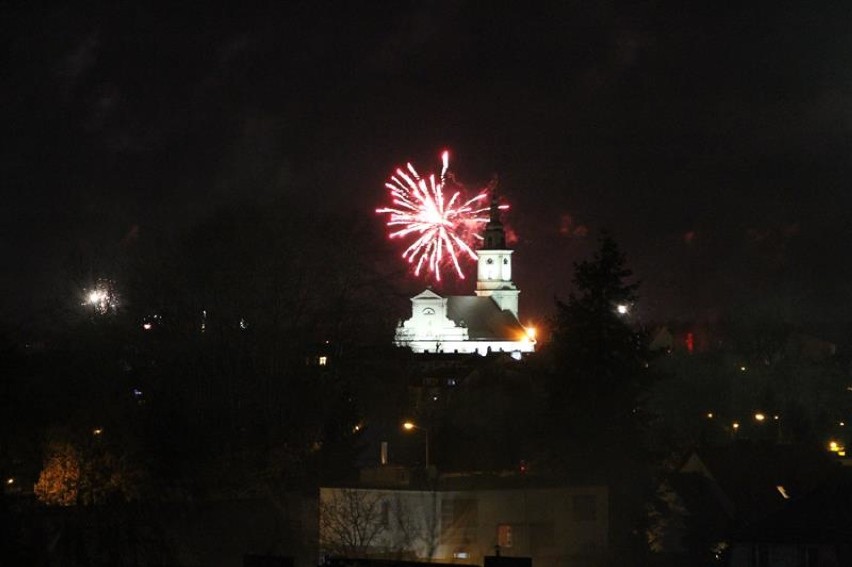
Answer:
[481,186,506,250]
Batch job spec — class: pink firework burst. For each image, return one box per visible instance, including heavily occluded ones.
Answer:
[376,151,491,281]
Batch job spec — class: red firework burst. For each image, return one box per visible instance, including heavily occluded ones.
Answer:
[376,151,491,281]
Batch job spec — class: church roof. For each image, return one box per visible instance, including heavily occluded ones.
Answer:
[411,289,443,300]
[446,296,526,341]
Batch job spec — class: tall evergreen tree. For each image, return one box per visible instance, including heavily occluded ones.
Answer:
[542,231,655,566]
[546,232,650,466]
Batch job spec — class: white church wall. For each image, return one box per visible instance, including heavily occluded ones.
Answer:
[394,339,534,356]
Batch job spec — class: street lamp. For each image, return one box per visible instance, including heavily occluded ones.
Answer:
[402,421,429,469]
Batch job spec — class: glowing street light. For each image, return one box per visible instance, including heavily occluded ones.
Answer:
[616,304,629,315]
[754,413,766,422]
[83,280,118,315]
[402,421,429,468]
[88,290,105,305]
[829,440,846,456]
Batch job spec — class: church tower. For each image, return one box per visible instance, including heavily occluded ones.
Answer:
[475,194,520,317]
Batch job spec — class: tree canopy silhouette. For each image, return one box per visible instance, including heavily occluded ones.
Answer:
[541,232,656,566]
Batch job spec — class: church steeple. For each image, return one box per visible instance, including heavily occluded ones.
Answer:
[482,194,506,250]
[475,189,520,318]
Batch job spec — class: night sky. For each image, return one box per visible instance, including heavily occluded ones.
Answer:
[4,2,852,335]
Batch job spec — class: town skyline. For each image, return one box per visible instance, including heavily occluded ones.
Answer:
[3,3,852,565]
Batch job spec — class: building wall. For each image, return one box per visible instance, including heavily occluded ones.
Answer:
[394,281,533,355]
[729,543,839,567]
[476,250,514,285]
[319,486,608,567]
[395,339,534,356]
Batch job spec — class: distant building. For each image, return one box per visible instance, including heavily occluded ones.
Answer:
[393,198,535,357]
[649,443,841,564]
[319,474,607,567]
[729,473,852,567]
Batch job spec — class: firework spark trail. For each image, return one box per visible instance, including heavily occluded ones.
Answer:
[376,151,491,281]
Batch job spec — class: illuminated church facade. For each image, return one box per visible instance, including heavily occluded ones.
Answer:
[393,198,536,356]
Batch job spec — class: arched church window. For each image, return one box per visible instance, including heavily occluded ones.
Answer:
[503,258,508,264]
[422,307,435,315]
[486,258,494,264]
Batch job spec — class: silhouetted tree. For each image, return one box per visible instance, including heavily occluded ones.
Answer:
[545,232,651,467]
[319,488,386,558]
[542,231,656,566]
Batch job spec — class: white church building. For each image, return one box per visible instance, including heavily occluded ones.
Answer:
[393,197,536,356]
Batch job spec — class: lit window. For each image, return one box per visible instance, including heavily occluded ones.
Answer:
[497,524,513,548]
[318,356,328,366]
[453,551,469,559]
